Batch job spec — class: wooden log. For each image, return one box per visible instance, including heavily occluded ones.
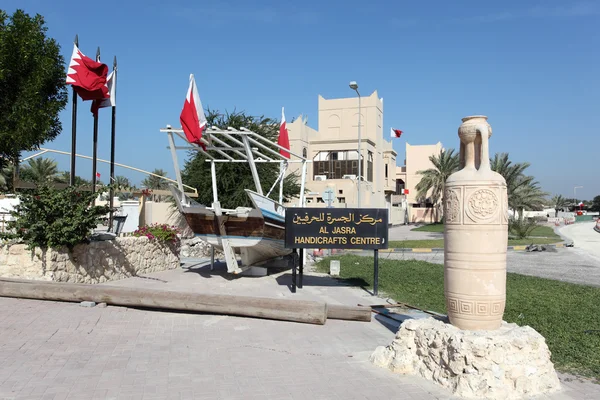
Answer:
[0,278,327,325]
[327,304,371,322]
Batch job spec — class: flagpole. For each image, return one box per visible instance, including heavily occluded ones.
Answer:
[91,47,100,204]
[109,56,117,230]
[70,34,79,187]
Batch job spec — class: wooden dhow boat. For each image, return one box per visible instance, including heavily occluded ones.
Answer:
[163,125,308,274]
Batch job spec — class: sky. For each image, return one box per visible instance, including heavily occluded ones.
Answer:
[3,0,599,200]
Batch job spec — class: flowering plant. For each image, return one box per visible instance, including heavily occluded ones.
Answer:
[133,223,179,242]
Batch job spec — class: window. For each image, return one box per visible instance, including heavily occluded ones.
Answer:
[302,147,307,158]
[337,197,346,204]
[367,151,374,182]
[338,189,343,194]
[317,197,325,203]
[385,164,388,178]
[312,150,363,179]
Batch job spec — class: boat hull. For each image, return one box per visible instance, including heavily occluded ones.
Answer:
[172,187,291,267]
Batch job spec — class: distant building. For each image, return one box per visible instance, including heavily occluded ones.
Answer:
[285,91,442,224]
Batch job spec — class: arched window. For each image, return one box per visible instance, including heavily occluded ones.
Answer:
[303,147,307,158]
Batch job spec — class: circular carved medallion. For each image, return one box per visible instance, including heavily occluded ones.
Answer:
[466,189,499,222]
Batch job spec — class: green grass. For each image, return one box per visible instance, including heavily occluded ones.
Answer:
[388,237,561,249]
[411,223,444,233]
[316,255,600,380]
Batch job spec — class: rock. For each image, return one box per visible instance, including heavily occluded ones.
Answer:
[370,317,561,399]
[80,301,96,307]
[97,302,107,308]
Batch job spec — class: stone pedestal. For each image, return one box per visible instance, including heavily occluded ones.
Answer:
[371,318,561,399]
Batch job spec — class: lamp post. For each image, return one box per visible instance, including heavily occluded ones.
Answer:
[574,185,583,210]
[349,81,361,208]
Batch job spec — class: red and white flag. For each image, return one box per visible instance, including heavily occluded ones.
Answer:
[391,127,403,138]
[66,43,110,101]
[91,69,116,116]
[277,107,290,159]
[180,74,207,150]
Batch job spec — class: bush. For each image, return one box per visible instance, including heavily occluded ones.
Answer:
[133,223,179,243]
[1,184,112,250]
[508,217,539,239]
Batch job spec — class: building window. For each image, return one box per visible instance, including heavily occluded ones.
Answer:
[337,197,346,204]
[367,151,373,182]
[302,147,307,158]
[395,179,405,194]
[317,197,324,203]
[385,164,388,178]
[312,150,362,179]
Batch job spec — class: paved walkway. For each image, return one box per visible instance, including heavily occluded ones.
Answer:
[388,225,443,241]
[558,222,600,262]
[1,262,599,399]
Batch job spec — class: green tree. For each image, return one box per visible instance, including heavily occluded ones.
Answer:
[591,195,600,212]
[490,152,547,219]
[550,194,569,217]
[57,171,91,186]
[19,157,60,183]
[0,161,14,191]
[181,109,301,209]
[0,10,68,169]
[114,175,134,200]
[415,148,460,221]
[142,169,168,201]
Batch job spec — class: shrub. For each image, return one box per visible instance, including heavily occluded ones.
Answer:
[133,223,179,243]
[508,217,539,239]
[1,184,112,250]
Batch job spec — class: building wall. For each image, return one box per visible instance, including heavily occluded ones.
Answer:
[404,142,443,205]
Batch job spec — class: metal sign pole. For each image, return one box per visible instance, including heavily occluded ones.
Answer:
[373,249,379,296]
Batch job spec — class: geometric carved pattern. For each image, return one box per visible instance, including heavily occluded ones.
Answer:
[501,187,509,225]
[460,300,474,315]
[446,296,505,317]
[444,188,461,224]
[448,298,459,313]
[465,189,499,223]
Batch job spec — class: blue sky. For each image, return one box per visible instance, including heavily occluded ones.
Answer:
[4,0,600,200]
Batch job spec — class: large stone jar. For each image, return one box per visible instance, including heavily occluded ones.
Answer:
[444,116,508,330]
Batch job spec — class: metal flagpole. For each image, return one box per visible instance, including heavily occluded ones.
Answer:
[70,35,79,186]
[108,56,117,229]
[91,47,101,204]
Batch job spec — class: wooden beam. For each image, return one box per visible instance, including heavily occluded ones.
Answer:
[327,304,371,322]
[0,278,327,325]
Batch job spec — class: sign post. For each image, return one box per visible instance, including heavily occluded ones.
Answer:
[285,208,388,295]
[323,188,335,208]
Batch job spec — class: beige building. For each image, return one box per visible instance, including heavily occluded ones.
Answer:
[284,90,444,224]
[395,142,444,223]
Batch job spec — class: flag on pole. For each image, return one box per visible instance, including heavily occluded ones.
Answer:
[91,69,116,116]
[66,43,110,101]
[180,74,207,150]
[278,107,290,159]
[96,172,101,178]
[391,127,403,138]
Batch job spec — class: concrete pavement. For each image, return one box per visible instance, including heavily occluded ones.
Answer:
[1,260,599,399]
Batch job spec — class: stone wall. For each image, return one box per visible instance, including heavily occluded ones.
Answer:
[0,237,179,284]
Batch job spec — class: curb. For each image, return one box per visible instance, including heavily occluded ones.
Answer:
[345,242,567,253]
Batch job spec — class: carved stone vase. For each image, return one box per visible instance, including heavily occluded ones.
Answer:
[444,116,508,330]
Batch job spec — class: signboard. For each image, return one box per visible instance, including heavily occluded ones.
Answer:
[285,208,388,249]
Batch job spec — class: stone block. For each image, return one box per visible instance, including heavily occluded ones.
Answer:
[370,317,561,399]
[329,260,340,276]
[80,301,96,308]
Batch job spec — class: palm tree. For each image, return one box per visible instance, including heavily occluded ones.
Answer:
[490,153,547,220]
[550,194,569,217]
[415,148,460,221]
[19,157,60,183]
[510,176,548,220]
[142,169,168,201]
[114,175,134,200]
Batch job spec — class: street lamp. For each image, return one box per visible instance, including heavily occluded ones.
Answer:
[349,81,361,208]
[574,185,583,209]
